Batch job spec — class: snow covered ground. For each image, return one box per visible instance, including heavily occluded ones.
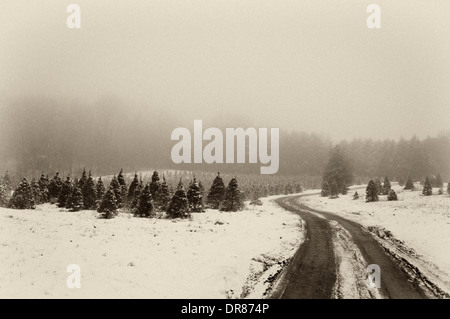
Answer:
[0,196,302,299]
[300,183,450,293]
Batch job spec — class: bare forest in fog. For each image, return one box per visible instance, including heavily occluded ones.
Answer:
[1,97,449,182]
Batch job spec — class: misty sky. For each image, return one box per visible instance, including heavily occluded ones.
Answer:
[1,0,450,141]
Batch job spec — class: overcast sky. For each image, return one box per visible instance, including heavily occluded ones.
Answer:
[1,0,450,141]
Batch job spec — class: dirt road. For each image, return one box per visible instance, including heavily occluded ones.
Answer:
[271,194,429,299]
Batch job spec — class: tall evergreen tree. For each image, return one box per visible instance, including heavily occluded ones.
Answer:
[130,179,144,210]
[38,173,50,203]
[374,178,383,195]
[167,179,190,218]
[221,177,243,212]
[382,176,391,195]
[48,172,63,198]
[149,171,161,208]
[9,178,35,209]
[320,180,330,197]
[435,174,443,188]
[30,178,42,205]
[58,176,73,208]
[329,179,339,199]
[78,168,88,190]
[134,183,154,217]
[110,175,123,208]
[187,178,203,212]
[67,183,84,211]
[404,174,415,190]
[117,169,128,199]
[96,177,106,203]
[322,146,353,194]
[82,171,97,209]
[127,173,139,202]
[207,172,226,209]
[97,187,118,219]
[366,180,379,202]
[422,176,432,196]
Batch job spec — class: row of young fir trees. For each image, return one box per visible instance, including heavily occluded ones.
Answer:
[4,169,244,219]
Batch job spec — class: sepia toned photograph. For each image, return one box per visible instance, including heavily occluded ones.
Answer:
[1,0,449,304]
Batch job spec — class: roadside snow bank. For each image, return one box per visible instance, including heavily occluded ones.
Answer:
[0,196,302,299]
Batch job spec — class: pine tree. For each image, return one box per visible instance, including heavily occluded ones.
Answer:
[158,175,171,211]
[167,180,190,218]
[435,174,443,188]
[398,177,405,187]
[82,171,97,209]
[134,183,154,217]
[38,173,50,203]
[127,173,139,202]
[353,191,359,200]
[187,178,203,212]
[329,180,339,199]
[207,172,226,209]
[0,182,8,207]
[322,146,353,194]
[97,187,118,219]
[221,177,243,212]
[366,180,379,202]
[117,169,128,200]
[110,175,123,208]
[422,176,432,196]
[65,178,78,209]
[3,170,12,192]
[404,174,415,190]
[58,176,73,208]
[48,172,63,199]
[374,178,383,195]
[96,177,106,203]
[382,176,391,195]
[295,183,303,193]
[149,171,161,208]
[78,168,88,190]
[67,184,84,211]
[131,179,143,210]
[387,189,398,201]
[320,180,330,197]
[30,178,42,205]
[9,178,35,209]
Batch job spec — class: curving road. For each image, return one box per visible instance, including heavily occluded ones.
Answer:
[271,194,429,299]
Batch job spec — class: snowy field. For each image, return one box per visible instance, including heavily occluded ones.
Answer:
[301,183,450,292]
[0,196,302,299]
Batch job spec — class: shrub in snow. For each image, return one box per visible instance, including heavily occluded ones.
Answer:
[365,180,379,202]
[422,176,432,196]
[97,187,118,219]
[167,180,190,218]
[353,191,359,200]
[387,189,398,201]
[9,177,35,209]
[404,174,415,190]
[438,188,443,195]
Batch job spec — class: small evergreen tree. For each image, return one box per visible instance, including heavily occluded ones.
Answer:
[48,172,63,198]
[387,189,398,201]
[329,180,339,199]
[167,180,190,218]
[9,178,35,209]
[353,191,359,200]
[322,146,353,194]
[67,184,84,211]
[78,168,88,190]
[422,176,432,196]
[382,176,391,195]
[221,177,243,212]
[438,188,443,195]
[117,169,128,199]
[58,176,73,208]
[207,172,226,209]
[398,177,405,187]
[187,178,203,212]
[435,174,443,188]
[374,178,383,195]
[404,174,415,190]
[38,173,50,203]
[149,171,161,209]
[130,179,143,210]
[366,180,379,202]
[158,175,171,211]
[0,182,8,207]
[97,187,118,219]
[30,178,42,205]
[321,180,330,197]
[134,183,154,217]
[82,171,97,209]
